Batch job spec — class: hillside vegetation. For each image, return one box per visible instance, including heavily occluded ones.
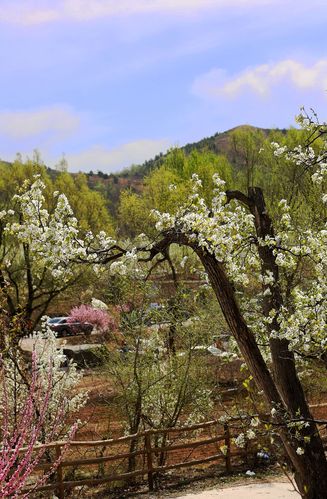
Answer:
[84,125,289,215]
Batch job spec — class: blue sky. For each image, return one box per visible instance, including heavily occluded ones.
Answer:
[0,0,327,173]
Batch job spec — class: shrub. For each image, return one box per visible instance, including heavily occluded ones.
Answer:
[0,351,77,497]
[69,304,115,332]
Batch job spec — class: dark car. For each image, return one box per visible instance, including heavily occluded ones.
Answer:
[47,317,93,337]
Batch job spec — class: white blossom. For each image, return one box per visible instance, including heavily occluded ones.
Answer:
[234,433,246,448]
[247,429,256,440]
[91,298,108,310]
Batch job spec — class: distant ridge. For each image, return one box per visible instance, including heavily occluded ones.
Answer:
[80,124,287,214]
[0,124,286,215]
[116,124,282,179]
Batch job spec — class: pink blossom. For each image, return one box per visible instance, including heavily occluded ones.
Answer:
[68,304,116,332]
[115,303,132,314]
[0,352,76,497]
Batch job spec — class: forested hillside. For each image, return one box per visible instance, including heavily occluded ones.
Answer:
[0,125,298,221]
[83,125,288,216]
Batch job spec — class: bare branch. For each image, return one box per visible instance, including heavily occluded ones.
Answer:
[225,190,254,208]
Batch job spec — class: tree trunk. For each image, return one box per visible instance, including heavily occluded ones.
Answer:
[149,182,327,499]
[150,227,327,498]
[246,186,327,498]
[196,248,327,499]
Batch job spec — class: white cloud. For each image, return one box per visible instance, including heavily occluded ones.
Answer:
[0,106,80,140]
[66,139,170,173]
[192,59,327,99]
[0,0,275,25]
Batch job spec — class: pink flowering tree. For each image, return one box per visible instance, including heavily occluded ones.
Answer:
[68,304,116,333]
[0,352,77,497]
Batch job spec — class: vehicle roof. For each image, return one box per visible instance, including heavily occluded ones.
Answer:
[47,316,68,322]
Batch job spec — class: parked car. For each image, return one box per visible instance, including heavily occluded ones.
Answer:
[47,317,93,337]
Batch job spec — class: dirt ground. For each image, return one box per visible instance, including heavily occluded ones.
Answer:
[174,481,298,498]
[19,333,327,499]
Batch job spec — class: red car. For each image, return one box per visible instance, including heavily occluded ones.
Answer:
[47,317,93,337]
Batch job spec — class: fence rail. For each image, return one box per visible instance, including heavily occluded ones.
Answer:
[21,418,252,497]
[21,414,327,498]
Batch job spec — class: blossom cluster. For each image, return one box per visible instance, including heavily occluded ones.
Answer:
[4,324,87,439]
[0,350,78,497]
[153,173,255,287]
[69,304,116,333]
[152,155,326,357]
[1,176,142,289]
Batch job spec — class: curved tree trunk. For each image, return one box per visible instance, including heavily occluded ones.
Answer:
[196,248,327,499]
[148,222,327,498]
[246,186,327,498]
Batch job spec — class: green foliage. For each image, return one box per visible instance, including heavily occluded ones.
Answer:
[0,156,115,329]
[0,154,52,208]
[230,126,267,188]
[254,128,326,226]
[104,322,213,436]
[165,148,233,194]
[0,156,115,236]
[228,126,326,227]
[54,172,115,235]
[118,148,233,237]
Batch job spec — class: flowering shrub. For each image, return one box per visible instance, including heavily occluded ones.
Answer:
[4,325,87,439]
[68,304,116,333]
[0,351,77,497]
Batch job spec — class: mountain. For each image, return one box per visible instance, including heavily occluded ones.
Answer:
[109,124,282,178]
[1,125,285,216]
[83,124,284,214]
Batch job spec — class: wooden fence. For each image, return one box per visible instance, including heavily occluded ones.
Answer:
[21,418,251,498]
[21,415,327,498]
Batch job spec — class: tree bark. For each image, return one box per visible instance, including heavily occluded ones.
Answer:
[149,224,327,498]
[246,186,327,498]
[196,247,327,499]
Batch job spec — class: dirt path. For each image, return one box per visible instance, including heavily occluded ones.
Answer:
[176,482,298,498]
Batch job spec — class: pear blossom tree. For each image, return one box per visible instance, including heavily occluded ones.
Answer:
[136,113,326,498]
[0,176,117,345]
[2,112,327,498]
[90,112,327,498]
[104,312,213,473]
[0,177,80,338]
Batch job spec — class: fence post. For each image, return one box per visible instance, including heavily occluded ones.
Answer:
[144,431,154,491]
[224,423,232,473]
[56,444,65,499]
